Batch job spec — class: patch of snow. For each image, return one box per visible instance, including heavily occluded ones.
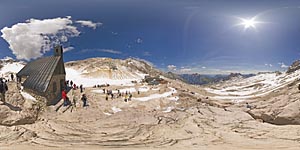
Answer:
[20,91,36,101]
[0,62,24,75]
[118,87,136,93]
[138,86,149,92]
[103,112,112,116]
[112,106,122,113]
[163,106,174,113]
[92,88,136,94]
[152,87,160,91]
[135,72,148,78]
[168,96,179,101]
[91,90,103,93]
[66,68,139,87]
[205,70,300,100]
[133,87,177,101]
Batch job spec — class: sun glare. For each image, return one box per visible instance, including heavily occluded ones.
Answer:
[241,18,257,29]
[236,16,263,30]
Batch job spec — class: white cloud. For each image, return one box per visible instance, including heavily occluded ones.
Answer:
[143,51,151,56]
[1,16,103,61]
[180,68,192,73]
[63,46,74,53]
[167,65,177,71]
[98,49,122,54]
[76,20,102,29]
[1,16,80,61]
[112,32,118,35]
[136,37,143,44]
[264,63,273,67]
[278,62,288,68]
[202,66,206,69]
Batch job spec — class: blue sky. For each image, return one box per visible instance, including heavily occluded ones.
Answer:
[1,0,300,74]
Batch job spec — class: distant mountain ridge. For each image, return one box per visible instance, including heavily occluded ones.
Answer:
[165,72,255,85]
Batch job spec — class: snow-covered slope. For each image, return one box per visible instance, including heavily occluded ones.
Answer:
[0,57,160,87]
[0,57,25,79]
[205,71,300,100]
[65,57,159,87]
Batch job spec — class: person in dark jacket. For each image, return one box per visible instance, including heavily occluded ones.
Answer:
[0,79,8,103]
[81,94,88,107]
[10,73,14,82]
[80,84,83,93]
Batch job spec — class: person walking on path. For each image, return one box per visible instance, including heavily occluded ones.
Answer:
[81,94,88,107]
[80,84,84,93]
[62,89,68,106]
[0,79,8,104]
[10,73,14,82]
[105,94,108,101]
[124,94,128,102]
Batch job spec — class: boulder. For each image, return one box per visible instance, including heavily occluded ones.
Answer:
[248,100,300,125]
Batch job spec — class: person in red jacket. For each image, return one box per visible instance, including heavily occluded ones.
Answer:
[62,89,68,106]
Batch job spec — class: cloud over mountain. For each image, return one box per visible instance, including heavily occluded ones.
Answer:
[1,16,101,61]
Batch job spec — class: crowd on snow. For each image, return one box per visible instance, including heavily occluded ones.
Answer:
[60,79,138,109]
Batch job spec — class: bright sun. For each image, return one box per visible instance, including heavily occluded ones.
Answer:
[236,16,263,30]
[241,18,257,29]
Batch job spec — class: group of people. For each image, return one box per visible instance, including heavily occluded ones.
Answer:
[103,89,133,102]
[61,80,87,108]
[61,89,88,108]
[65,80,84,93]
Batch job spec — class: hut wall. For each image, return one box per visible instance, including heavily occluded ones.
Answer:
[46,74,65,105]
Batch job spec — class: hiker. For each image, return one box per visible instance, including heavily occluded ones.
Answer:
[80,84,83,93]
[298,84,300,91]
[105,94,108,101]
[10,73,14,81]
[138,90,140,95]
[17,76,21,83]
[61,89,68,106]
[124,94,128,102]
[73,97,76,107]
[73,83,77,90]
[103,89,106,94]
[111,93,114,100]
[81,94,88,107]
[70,80,73,87]
[246,102,252,109]
[0,79,8,103]
[129,93,132,101]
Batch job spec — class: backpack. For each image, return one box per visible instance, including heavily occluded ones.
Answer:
[4,83,8,91]
[0,81,8,92]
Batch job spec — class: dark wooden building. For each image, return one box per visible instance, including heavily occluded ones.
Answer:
[17,46,66,105]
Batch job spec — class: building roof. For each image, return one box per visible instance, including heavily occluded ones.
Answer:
[17,56,65,93]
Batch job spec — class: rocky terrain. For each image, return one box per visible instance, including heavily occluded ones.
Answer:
[0,57,300,150]
[168,72,255,85]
